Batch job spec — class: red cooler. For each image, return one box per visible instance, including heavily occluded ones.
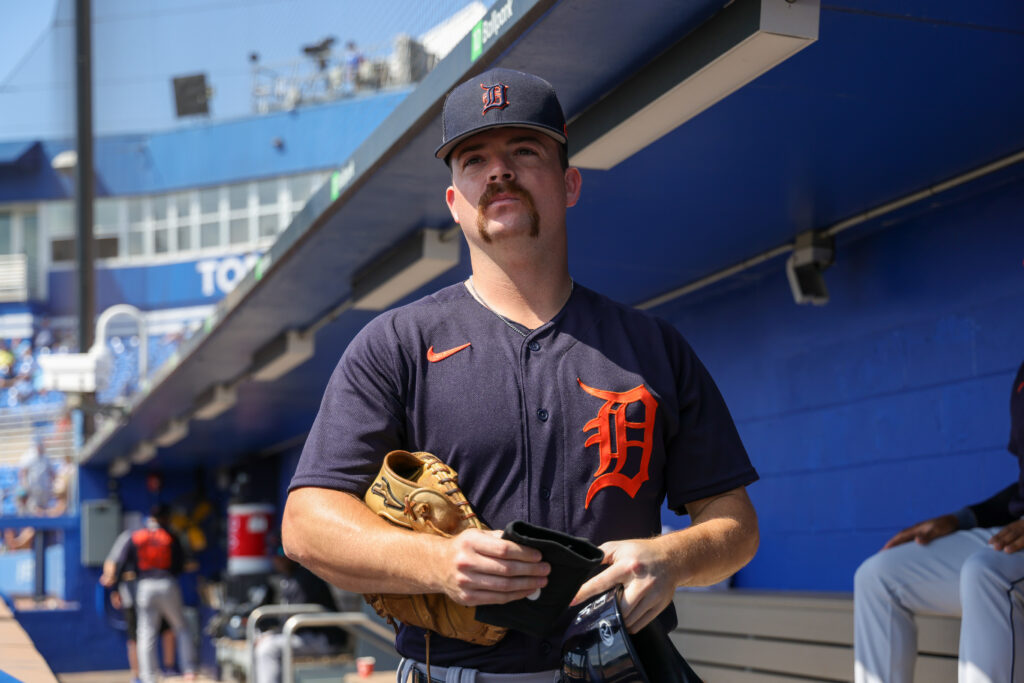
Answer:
[227,503,274,574]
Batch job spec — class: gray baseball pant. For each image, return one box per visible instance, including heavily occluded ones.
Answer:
[854,527,1024,683]
[254,631,331,683]
[135,576,196,683]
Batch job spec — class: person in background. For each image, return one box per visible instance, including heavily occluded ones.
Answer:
[854,359,1024,683]
[33,317,53,352]
[101,523,178,683]
[49,453,76,516]
[108,504,197,683]
[0,340,14,386]
[343,40,363,93]
[253,541,346,683]
[2,490,35,550]
[18,433,53,515]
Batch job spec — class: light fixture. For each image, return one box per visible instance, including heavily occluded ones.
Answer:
[193,383,238,420]
[351,228,460,311]
[51,149,78,174]
[129,441,157,465]
[108,457,131,478]
[154,418,189,447]
[251,329,314,382]
[568,0,819,170]
[786,230,834,305]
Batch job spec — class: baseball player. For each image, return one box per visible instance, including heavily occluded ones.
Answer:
[100,525,178,683]
[283,68,759,681]
[109,504,198,683]
[854,359,1024,683]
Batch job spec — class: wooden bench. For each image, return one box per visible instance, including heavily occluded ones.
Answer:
[671,590,959,682]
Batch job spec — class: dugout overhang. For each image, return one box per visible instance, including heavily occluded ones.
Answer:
[76,0,1024,472]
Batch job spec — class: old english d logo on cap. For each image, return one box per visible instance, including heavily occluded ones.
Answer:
[481,82,509,114]
[435,68,568,160]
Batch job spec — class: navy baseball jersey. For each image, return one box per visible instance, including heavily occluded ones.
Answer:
[961,360,1024,526]
[1006,360,1024,518]
[290,281,758,671]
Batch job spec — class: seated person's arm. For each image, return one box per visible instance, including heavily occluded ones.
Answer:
[883,483,1019,550]
[965,482,1018,529]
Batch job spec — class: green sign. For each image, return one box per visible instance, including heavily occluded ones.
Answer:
[471,21,483,62]
[330,171,342,201]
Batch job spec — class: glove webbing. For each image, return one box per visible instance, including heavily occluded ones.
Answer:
[406,457,479,535]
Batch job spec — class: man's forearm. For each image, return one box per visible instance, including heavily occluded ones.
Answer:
[282,486,447,594]
[669,486,759,587]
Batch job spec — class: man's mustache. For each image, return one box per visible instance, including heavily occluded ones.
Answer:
[478,180,534,209]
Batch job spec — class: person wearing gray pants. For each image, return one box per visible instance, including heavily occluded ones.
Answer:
[854,360,1024,683]
[136,575,196,683]
[112,504,197,683]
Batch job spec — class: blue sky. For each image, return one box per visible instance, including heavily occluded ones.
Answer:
[0,0,58,83]
[0,0,482,141]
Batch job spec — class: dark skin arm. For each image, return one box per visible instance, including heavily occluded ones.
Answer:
[882,515,960,550]
[883,516,1024,553]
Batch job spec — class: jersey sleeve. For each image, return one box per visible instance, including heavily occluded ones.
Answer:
[112,532,137,580]
[662,324,758,513]
[965,483,1017,528]
[104,528,132,566]
[289,313,408,495]
[1006,360,1024,519]
[1009,360,1024,458]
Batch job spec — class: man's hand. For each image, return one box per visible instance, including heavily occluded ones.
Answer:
[882,514,958,549]
[437,528,550,606]
[570,538,675,634]
[989,519,1024,553]
[570,487,758,635]
[99,565,116,588]
[109,590,122,609]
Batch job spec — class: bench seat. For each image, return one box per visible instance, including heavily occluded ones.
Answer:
[671,590,959,682]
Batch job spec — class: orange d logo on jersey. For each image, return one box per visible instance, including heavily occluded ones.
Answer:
[578,378,658,508]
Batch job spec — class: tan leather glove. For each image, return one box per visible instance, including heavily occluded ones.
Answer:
[363,450,506,646]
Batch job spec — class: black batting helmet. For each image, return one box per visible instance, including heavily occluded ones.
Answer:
[560,586,703,683]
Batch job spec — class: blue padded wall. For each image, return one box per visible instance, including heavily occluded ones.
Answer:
[656,177,1024,591]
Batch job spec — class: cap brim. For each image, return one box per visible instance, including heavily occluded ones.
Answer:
[435,122,567,161]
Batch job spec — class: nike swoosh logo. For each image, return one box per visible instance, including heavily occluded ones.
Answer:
[427,343,472,363]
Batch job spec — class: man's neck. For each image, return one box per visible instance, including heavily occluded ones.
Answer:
[467,259,572,330]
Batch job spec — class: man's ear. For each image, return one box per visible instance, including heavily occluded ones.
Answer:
[564,167,582,208]
[445,186,460,223]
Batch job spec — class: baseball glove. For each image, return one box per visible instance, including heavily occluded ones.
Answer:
[363,450,507,646]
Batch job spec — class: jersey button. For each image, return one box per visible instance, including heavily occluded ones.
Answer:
[537,408,549,422]
[528,341,540,352]
[540,486,551,500]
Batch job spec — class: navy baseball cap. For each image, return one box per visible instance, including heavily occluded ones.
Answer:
[436,68,567,161]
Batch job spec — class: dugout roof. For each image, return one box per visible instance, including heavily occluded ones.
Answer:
[79,0,1024,471]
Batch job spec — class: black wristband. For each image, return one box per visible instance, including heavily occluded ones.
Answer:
[953,507,978,531]
[475,520,604,637]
